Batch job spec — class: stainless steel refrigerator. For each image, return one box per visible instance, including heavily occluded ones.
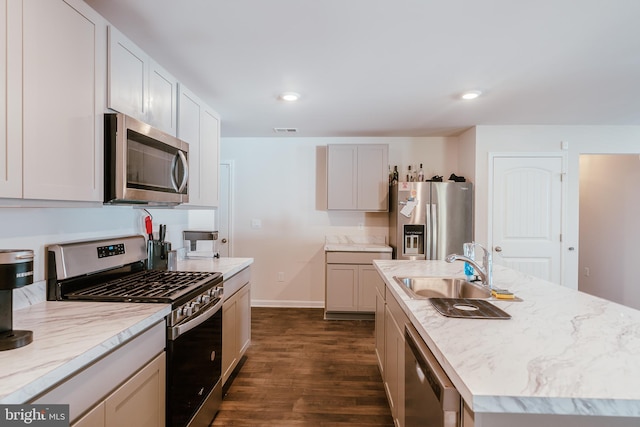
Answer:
[389,181,473,260]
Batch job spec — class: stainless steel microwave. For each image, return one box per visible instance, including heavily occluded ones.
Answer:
[104,113,189,205]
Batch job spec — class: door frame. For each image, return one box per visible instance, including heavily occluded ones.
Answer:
[487,152,568,285]
[219,160,234,257]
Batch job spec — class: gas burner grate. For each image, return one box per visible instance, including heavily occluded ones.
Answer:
[67,270,218,301]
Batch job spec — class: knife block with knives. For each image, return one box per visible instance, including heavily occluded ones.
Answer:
[147,222,171,270]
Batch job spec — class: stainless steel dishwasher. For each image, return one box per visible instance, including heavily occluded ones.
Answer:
[405,324,461,427]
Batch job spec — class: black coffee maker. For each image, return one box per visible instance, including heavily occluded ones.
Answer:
[0,249,34,351]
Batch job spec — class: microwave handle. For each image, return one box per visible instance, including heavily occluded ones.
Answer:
[170,151,189,193]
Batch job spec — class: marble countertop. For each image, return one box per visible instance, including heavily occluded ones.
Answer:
[373,260,640,418]
[324,235,392,252]
[0,257,253,404]
[176,257,253,279]
[0,302,170,404]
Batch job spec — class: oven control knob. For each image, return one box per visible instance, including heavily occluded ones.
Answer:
[184,305,193,316]
[201,295,210,304]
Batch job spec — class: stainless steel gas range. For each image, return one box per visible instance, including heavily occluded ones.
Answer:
[46,235,223,427]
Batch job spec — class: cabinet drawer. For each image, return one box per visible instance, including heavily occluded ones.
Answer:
[326,251,391,264]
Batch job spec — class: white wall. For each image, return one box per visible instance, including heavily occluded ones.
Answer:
[0,205,193,307]
[579,155,640,309]
[470,125,640,290]
[221,136,460,307]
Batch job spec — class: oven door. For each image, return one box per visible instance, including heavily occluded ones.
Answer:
[167,299,223,427]
[105,112,189,205]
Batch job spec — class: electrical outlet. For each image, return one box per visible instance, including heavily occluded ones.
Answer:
[277,272,285,282]
[358,223,364,230]
[584,267,590,277]
[251,219,262,229]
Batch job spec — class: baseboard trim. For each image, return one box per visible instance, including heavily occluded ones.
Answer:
[251,299,324,308]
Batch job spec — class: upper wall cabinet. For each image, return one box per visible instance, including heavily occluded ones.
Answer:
[108,25,177,136]
[327,144,389,211]
[177,84,220,208]
[0,0,106,202]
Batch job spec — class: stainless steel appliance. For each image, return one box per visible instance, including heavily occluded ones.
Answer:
[405,324,460,427]
[0,250,35,351]
[389,181,473,260]
[46,235,223,427]
[104,112,189,205]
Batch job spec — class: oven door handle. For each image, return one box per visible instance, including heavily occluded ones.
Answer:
[169,298,223,340]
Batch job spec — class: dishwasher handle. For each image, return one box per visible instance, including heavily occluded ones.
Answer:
[405,324,461,412]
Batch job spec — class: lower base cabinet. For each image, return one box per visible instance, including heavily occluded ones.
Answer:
[376,281,409,427]
[222,268,252,385]
[72,353,166,427]
[325,250,392,319]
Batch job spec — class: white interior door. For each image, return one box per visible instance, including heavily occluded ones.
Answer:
[217,162,232,257]
[492,156,563,284]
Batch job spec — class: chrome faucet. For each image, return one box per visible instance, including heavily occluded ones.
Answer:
[445,242,493,291]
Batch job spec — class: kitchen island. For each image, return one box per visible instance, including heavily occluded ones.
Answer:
[374,260,640,426]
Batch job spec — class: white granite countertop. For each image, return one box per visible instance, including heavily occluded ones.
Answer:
[0,302,170,404]
[0,257,253,405]
[176,257,253,279]
[373,260,640,418]
[324,235,392,253]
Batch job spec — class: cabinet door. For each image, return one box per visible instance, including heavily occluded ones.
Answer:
[0,0,21,198]
[236,285,251,357]
[177,84,220,208]
[375,286,385,375]
[327,145,357,210]
[105,353,166,427]
[147,59,177,136]
[22,0,104,201]
[222,297,237,384]
[384,304,400,419]
[358,265,380,312]
[108,25,147,120]
[72,403,105,427]
[199,106,220,207]
[357,145,388,211]
[326,264,358,312]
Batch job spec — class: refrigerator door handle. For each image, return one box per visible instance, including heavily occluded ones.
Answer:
[431,203,437,259]
[426,203,432,259]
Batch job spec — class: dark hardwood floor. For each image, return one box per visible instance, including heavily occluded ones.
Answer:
[212,307,394,426]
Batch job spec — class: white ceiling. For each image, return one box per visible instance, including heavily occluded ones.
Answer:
[84,0,640,138]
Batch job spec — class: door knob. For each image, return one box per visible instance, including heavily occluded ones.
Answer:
[495,246,503,252]
[221,238,227,243]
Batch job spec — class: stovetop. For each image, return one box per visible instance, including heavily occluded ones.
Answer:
[66,270,222,304]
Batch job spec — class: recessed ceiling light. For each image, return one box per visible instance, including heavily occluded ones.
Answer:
[279,92,300,102]
[461,90,482,100]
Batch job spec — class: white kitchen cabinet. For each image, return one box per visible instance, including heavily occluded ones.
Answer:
[34,321,165,425]
[108,25,177,136]
[222,267,252,385]
[325,250,392,319]
[177,84,220,207]
[384,289,408,427]
[104,352,166,427]
[374,275,386,374]
[0,0,105,202]
[0,0,21,198]
[72,353,165,427]
[327,144,388,211]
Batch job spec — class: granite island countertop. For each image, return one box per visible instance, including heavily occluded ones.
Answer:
[0,257,253,405]
[373,260,640,419]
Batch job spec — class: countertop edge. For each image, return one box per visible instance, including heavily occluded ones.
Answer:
[372,260,640,418]
[0,305,170,404]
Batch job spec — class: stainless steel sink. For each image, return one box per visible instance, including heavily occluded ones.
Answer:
[393,276,491,299]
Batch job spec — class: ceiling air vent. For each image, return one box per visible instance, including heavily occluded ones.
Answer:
[273,127,298,134]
